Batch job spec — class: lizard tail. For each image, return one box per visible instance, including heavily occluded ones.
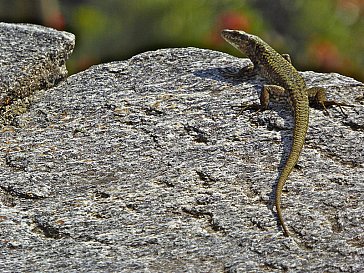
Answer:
[276,160,297,237]
[276,101,309,236]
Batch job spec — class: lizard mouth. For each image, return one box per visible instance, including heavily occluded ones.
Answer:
[221,29,252,51]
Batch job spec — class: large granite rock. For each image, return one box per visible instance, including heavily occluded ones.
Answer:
[0,22,75,125]
[1,23,364,272]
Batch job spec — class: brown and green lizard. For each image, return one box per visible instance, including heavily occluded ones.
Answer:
[221,29,352,237]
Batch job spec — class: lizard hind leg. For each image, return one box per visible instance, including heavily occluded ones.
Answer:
[307,86,355,116]
[233,85,288,119]
[307,87,330,115]
[237,84,286,112]
[262,84,288,109]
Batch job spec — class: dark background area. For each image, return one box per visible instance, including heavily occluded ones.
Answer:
[1,0,363,81]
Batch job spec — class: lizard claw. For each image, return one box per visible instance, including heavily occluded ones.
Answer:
[310,100,354,117]
[232,103,264,118]
[323,100,355,117]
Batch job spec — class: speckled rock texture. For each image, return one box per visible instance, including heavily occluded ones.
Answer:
[0,22,75,125]
[1,23,364,273]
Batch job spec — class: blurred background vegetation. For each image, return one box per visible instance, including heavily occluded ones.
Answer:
[0,0,363,81]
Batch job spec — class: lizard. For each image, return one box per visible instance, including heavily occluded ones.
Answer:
[221,29,352,237]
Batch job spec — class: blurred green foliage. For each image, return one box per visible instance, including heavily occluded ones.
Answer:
[0,0,363,81]
[65,0,267,71]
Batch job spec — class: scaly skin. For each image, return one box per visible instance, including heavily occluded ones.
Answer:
[221,29,310,237]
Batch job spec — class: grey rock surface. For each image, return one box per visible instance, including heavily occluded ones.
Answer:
[0,22,75,125]
[1,25,364,272]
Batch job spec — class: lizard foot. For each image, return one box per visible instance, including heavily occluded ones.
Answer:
[232,103,264,118]
[311,100,355,117]
[324,100,355,117]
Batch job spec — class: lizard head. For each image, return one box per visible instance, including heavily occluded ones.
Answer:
[221,29,265,57]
